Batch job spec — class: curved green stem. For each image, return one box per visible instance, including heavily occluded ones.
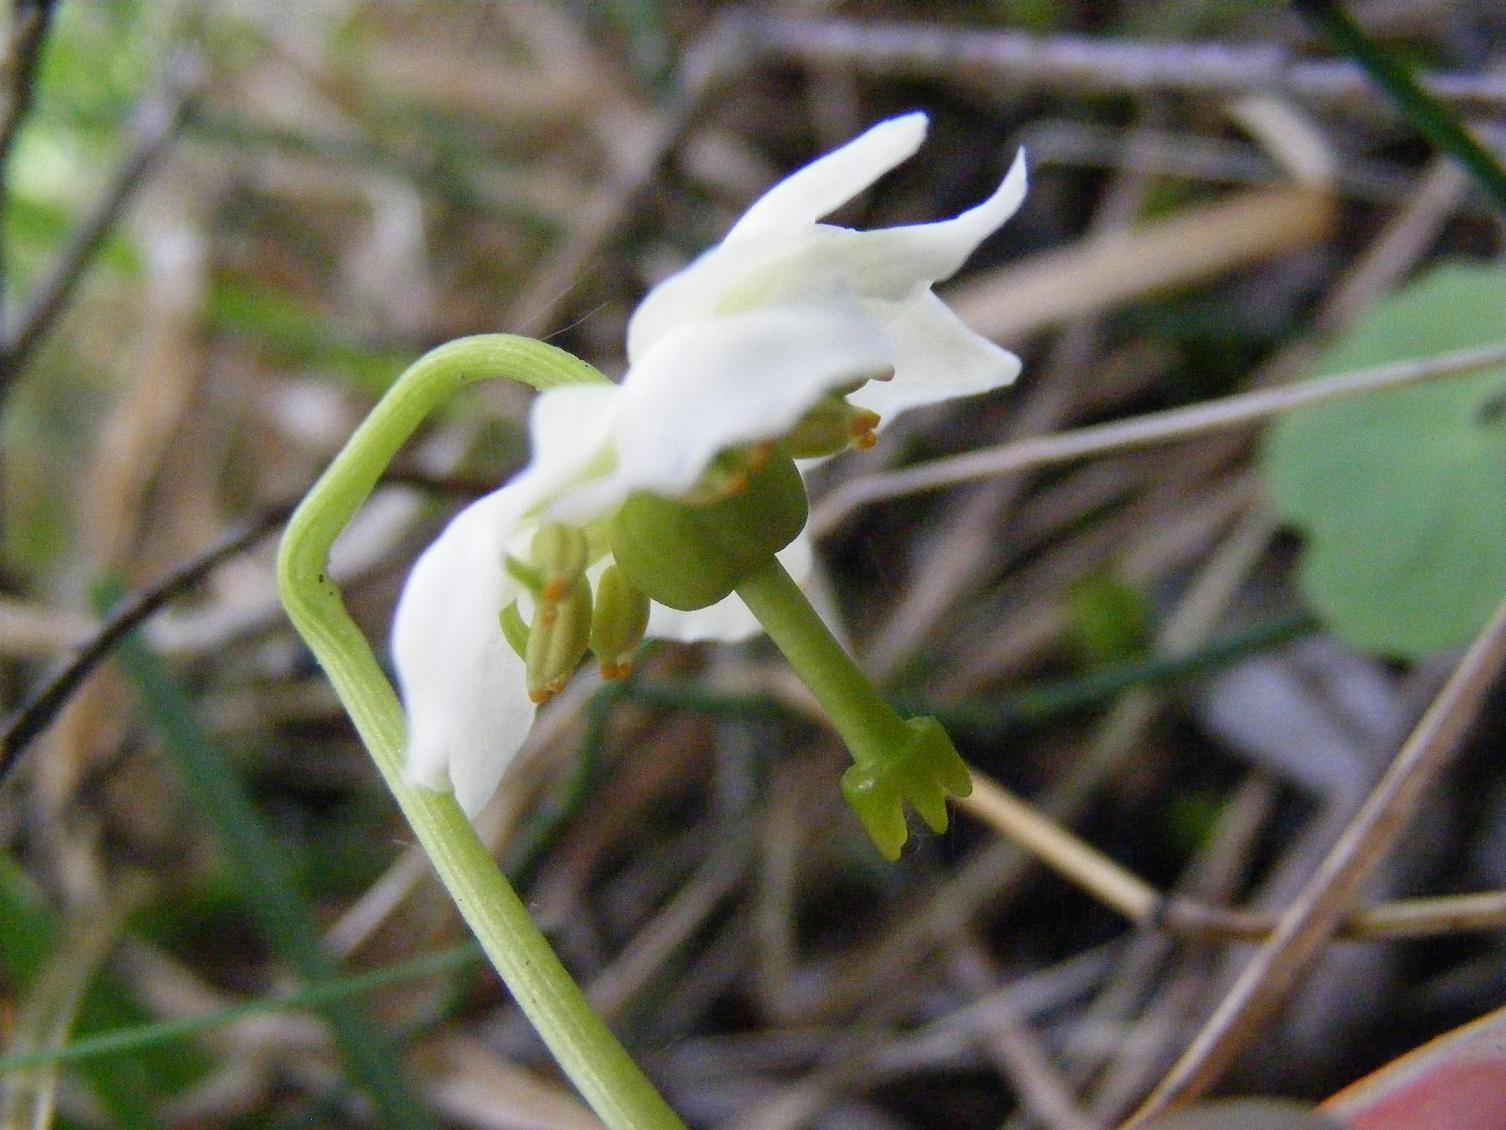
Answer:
[277,335,688,1130]
[735,557,971,861]
[735,558,908,762]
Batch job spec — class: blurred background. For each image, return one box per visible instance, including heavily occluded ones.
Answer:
[2,1,1505,1127]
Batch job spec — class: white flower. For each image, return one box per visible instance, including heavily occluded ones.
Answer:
[393,112,1026,816]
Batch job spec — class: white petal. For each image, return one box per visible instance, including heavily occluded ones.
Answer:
[393,382,621,816]
[392,485,537,816]
[645,534,814,642]
[780,149,1028,302]
[625,115,932,365]
[626,224,818,366]
[504,383,622,520]
[848,290,1021,421]
[723,112,928,243]
[613,305,892,499]
[871,147,1027,285]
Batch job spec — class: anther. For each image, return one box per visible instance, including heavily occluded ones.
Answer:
[591,564,650,680]
[787,395,883,458]
[531,523,590,601]
[850,408,881,450]
[524,576,593,704]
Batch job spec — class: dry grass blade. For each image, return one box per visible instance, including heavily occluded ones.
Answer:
[813,341,1506,532]
[948,186,1334,344]
[1126,592,1506,1124]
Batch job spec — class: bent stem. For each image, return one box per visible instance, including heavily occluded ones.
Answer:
[735,557,972,860]
[277,335,688,1130]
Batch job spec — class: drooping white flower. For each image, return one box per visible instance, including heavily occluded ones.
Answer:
[393,112,1027,816]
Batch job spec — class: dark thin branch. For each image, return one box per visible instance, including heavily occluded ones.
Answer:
[0,503,294,787]
[0,467,494,788]
[0,0,60,333]
[0,1,56,163]
[2,66,199,380]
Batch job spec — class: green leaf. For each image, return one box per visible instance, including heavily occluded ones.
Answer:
[1261,262,1506,657]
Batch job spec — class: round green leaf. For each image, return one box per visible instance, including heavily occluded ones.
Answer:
[1261,262,1506,657]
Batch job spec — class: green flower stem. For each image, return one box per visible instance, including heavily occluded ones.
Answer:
[277,335,688,1130]
[735,557,972,860]
[735,557,909,762]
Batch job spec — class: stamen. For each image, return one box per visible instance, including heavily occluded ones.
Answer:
[590,564,650,679]
[849,408,881,450]
[524,576,593,704]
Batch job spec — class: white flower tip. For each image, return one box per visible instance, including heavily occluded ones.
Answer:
[872,110,929,149]
[723,111,934,246]
[966,147,1029,235]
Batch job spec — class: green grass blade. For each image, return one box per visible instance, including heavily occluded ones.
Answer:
[1296,0,1506,212]
[0,943,480,1076]
[99,581,437,1129]
[0,859,183,1128]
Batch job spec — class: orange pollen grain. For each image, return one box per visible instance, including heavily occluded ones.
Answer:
[601,661,633,681]
[853,430,878,450]
[528,688,554,705]
[542,578,568,602]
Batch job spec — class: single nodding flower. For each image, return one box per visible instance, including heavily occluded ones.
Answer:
[392,111,1026,817]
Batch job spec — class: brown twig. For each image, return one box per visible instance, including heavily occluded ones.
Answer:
[962,770,1506,944]
[0,467,493,789]
[1124,592,1506,1124]
[0,504,294,788]
[740,14,1506,110]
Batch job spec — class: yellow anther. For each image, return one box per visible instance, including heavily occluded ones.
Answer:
[850,408,881,450]
[590,564,650,679]
[684,447,762,505]
[524,576,592,704]
[788,395,883,458]
[531,522,590,602]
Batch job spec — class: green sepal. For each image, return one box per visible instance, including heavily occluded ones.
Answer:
[609,452,808,611]
[839,716,972,860]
